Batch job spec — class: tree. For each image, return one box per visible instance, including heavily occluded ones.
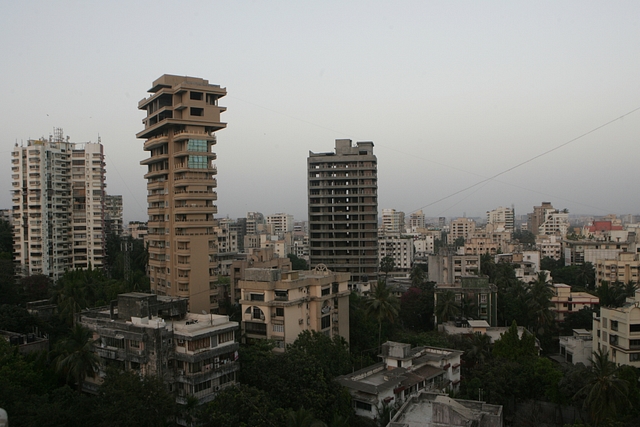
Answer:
[54,324,100,391]
[197,384,287,427]
[286,407,327,427]
[409,265,426,288]
[400,286,434,331]
[526,272,554,336]
[288,253,309,271]
[21,274,53,302]
[287,330,352,377]
[435,291,459,325]
[379,256,395,281]
[465,332,492,369]
[578,349,630,426]
[492,321,536,360]
[97,369,177,427]
[365,279,400,349]
[561,307,595,335]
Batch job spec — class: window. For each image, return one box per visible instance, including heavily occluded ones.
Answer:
[245,322,267,335]
[190,91,203,100]
[567,352,573,363]
[332,282,339,293]
[630,353,640,362]
[273,324,284,333]
[252,307,264,320]
[250,293,264,302]
[190,107,204,116]
[480,294,487,303]
[355,401,372,412]
[630,324,640,332]
[321,287,330,296]
[321,315,330,329]
[188,155,208,169]
[275,307,284,317]
[611,320,618,331]
[219,372,235,385]
[194,380,211,393]
[188,337,211,352]
[187,139,207,152]
[218,331,234,343]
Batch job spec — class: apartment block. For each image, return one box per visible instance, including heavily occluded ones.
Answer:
[595,252,640,286]
[79,292,239,404]
[528,202,555,235]
[238,265,350,351]
[428,252,480,285]
[379,235,414,271]
[266,212,294,235]
[138,74,226,314]
[11,129,106,279]
[382,208,406,234]
[550,284,599,322]
[486,206,514,233]
[229,248,291,306]
[559,329,593,365]
[448,218,476,245]
[593,290,640,367]
[409,210,426,231]
[435,277,498,326]
[105,194,124,236]
[308,139,378,284]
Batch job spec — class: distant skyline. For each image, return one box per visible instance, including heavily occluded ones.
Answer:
[2,1,639,223]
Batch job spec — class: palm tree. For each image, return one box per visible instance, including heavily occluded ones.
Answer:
[578,349,630,426]
[410,265,425,288]
[365,279,400,349]
[435,290,459,325]
[380,256,395,283]
[465,332,492,368]
[526,273,554,335]
[54,324,100,391]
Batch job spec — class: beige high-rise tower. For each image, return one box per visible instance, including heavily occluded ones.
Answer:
[138,75,226,314]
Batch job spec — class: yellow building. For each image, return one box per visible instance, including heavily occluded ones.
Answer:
[239,265,350,351]
[550,284,599,322]
[593,290,640,367]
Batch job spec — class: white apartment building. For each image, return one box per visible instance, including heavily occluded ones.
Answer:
[379,235,414,271]
[11,129,106,279]
[382,209,406,234]
[593,290,640,367]
[414,235,435,258]
[536,235,562,260]
[539,211,569,236]
[266,213,294,235]
[486,206,514,232]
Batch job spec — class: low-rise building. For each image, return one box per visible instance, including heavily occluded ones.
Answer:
[592,290,640,367]
[1,330,49,355]
[229,248,291,305]
[550,284,599,322]
[336,342,462,420]
[559,329,593,365]
[79,292,239,404]
[428,252,480,284]
[238,264,350,351]
[435,277,498,326]
[389,391,503,427]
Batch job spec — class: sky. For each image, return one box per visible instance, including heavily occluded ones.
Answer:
[1,1,639,223]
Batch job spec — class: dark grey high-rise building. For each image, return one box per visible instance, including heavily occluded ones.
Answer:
[308,139,378,284]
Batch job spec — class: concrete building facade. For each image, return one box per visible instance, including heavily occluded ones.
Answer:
[592,290,640,367]
[486,206,514,232]
[238,265,350,351]
[379,235,414,271]
[79,292,239,404]
[308,139,378,284]
[382,208,406,234]
[138,75,226,314]
[105,194,124,236]
[595,252,640,286]
[11,129,107,279]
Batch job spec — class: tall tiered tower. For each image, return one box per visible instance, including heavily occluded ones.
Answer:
[138,75,226,314]
[307,139,378,284]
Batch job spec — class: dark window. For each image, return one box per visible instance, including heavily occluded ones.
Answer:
[332,282,339,293]
[321,287,330,296]
[611,320,618,331]
[355,401,372,411]
[190,91,203,100]
[321,315,330,329]
[250,293,264,302]
[276,307,284,317]
[245,322,267,335]
[630,324,640,332]
[190,107,204,116]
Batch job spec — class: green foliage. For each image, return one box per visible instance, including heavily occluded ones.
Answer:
[0,259,19,305]
[464,333,492,368]
[0,218,13,256]
[0,304,43,335]
[21,274,52,302]
[579,349,630,425]
[512,230,536,245]
[492,321,537,360]
[379,256,395,277]
[561,307,595,335]
[97,369,177,427]
[598,281,637,308]
[286,407,327,427]
[399,286,434,331]
[197,384,287,427]
[288,253,309,271]
[349,292,379,368]
[287,331,352,377]
[54,324,100,391]
[365,279,400,348]
[435,290,459,324]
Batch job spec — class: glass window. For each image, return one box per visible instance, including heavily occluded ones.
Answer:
[188,155,208,169]
[187,139,207,152]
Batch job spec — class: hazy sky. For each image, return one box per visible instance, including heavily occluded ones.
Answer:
[2,1,639,223]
